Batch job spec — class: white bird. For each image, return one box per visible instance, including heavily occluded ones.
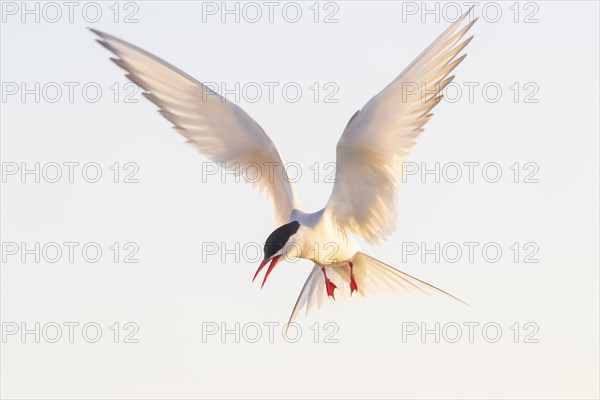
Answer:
[91,8,476,326]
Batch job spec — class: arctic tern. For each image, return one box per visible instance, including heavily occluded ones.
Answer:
[92,8,476,325]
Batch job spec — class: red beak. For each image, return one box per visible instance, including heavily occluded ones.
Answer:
[252,255,282,289]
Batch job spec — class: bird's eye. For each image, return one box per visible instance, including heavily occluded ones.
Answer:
[263,221,300,258]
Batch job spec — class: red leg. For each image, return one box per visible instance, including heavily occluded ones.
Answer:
[321,266,337,299]
[349,261,358,295]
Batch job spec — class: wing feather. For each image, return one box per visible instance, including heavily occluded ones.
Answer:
[325,9,476,244]
[92,29,300,225]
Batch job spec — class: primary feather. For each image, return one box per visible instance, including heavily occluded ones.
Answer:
[326,8,476,244]
[91,29,300,225]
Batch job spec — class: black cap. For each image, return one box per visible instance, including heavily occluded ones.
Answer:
[264,221,300,259]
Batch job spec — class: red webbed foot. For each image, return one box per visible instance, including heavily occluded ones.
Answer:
[349,261,358,295]
[321,267,337,299]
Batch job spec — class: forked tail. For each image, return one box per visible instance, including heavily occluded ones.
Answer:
[287,252,467,328]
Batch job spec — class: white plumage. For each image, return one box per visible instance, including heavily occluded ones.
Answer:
[92,7,476,326]
[93,30,300,226]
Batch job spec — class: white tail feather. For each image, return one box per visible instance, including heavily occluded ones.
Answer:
[286,252,466,328]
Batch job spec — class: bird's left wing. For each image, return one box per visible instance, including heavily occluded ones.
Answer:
[325,9,476,244]
[91,29,300,225]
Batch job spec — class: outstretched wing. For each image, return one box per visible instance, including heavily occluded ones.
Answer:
[325,9,476,244]
[91,29,300,225]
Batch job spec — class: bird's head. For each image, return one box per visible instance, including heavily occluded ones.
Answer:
[252,221,301,287]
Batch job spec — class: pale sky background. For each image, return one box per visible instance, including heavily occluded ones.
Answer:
[1,1,599,399]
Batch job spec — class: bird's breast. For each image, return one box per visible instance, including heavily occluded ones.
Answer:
[294,217,360,265]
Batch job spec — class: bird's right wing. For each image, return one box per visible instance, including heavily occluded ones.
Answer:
[91,29,300,225]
